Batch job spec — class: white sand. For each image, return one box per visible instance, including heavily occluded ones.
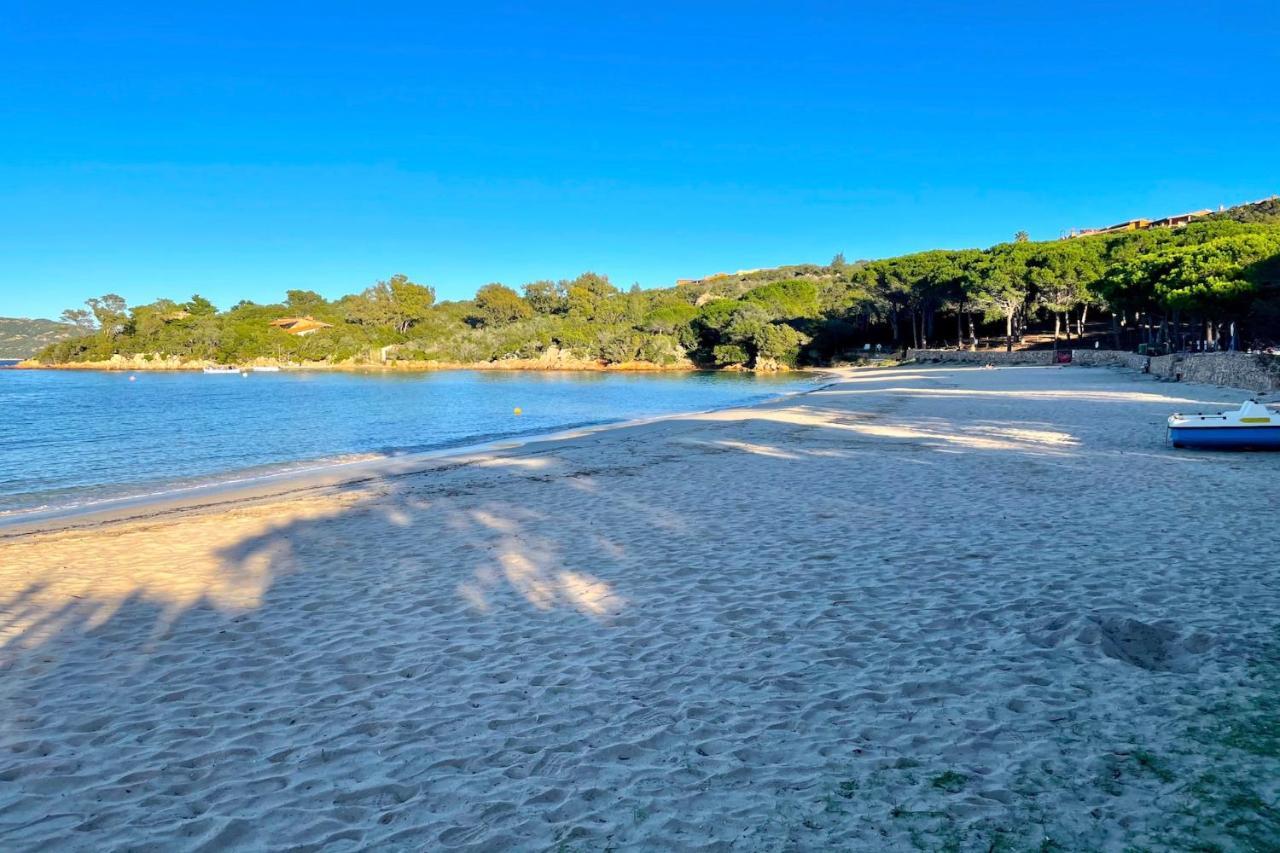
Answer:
[2,364,1278,851]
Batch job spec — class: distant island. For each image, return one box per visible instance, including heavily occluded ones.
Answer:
[24,196,1280,372]
[0,317,78,359]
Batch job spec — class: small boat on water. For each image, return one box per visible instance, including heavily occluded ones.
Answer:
[202,366,240,375]
[1168,399,1280,449]
[251,365,282,373]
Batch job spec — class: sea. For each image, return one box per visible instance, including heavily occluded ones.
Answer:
[0,368,816,518]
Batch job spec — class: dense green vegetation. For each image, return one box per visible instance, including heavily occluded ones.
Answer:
[0,317,77,359]
[36,201,1280,368]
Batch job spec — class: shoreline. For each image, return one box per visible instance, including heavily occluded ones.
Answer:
[11,355,881,375]
[17,358,718,373]
[0,369,839,537]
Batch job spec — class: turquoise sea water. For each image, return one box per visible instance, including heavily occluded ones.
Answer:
[0,368,815,516]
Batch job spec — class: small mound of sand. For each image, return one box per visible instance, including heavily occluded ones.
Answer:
[1094,616,1212,673]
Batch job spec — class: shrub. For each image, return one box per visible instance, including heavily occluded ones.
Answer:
[713,343,749,366]
[472,283,534,326]
[743,279,821,319]
[637,334,687,365]
[753,323,812,367]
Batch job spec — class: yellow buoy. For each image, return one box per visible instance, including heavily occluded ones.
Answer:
[513,407,522,416]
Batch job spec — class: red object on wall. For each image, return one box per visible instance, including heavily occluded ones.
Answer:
[1054,350,1073,364]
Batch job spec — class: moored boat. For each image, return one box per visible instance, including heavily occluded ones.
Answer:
[251,365,281,372]
[1168,399,1280,449]
[202,365,240,375]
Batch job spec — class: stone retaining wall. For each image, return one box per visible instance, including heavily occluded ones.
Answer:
[907,348,1280,393]
[1145,352,1280,392]
[1068,349,1150,370]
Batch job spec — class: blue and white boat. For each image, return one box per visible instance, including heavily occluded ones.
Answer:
[1168,399,1280,449]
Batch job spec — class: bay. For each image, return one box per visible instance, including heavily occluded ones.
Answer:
[0,369,814,516]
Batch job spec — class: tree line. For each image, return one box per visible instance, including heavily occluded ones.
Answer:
[37,201,1280,368]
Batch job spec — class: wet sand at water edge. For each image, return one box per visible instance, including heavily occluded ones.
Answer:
[1,364,1278,850]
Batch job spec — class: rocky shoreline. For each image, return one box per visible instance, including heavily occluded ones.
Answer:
[16,354,698,373]
[14,349,810,373]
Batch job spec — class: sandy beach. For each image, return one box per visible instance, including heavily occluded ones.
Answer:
[2,364,1278,851]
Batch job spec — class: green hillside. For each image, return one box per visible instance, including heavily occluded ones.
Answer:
[32,195,1280,368]
[0,317,78,359]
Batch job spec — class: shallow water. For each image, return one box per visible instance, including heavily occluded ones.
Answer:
[0,369,814,515]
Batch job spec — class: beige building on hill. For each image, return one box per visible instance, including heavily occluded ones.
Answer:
[1149,209,1213,228]
[1066,194,1277,239]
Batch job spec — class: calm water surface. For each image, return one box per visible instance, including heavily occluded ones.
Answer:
[0,369,815,516]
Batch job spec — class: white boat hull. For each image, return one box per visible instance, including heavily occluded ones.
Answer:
[1168,400,1280,449]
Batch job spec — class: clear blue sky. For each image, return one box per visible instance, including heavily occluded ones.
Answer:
[2,1,1278,320]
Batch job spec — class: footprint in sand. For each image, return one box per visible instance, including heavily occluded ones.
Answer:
[1093,616,1212,673]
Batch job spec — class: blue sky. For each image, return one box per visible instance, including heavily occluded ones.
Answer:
[2,1,1278,320]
